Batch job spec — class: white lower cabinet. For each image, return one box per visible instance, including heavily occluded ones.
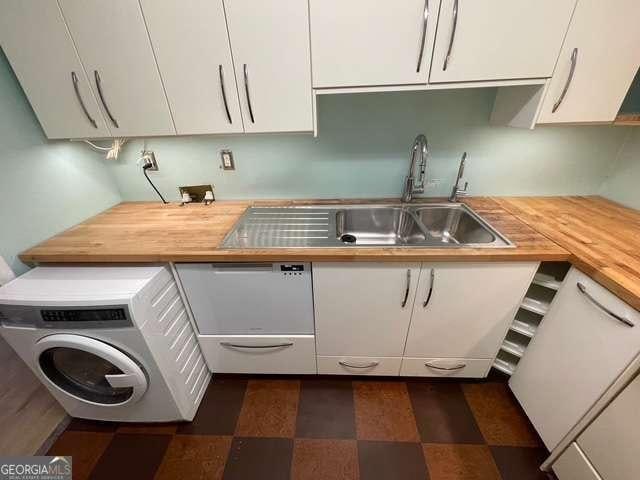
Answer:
[553,443,602,480]
[510,267,640,450]
[404,263,538,359]
[197,335,316,374]
[313,263,421,358]
[400,358,492,378]
[317,356,402,376]
[313,262,538,378]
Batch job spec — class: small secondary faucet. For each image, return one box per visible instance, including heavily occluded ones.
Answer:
[449,152,469,202]
[402,134,428,203]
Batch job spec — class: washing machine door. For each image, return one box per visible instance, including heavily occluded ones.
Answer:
[35,334,148,407]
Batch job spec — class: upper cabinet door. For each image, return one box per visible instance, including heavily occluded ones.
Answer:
[404,263,537,358]
[430,0,576,83]
[223,0,313,133]
[537,0,640,124]
[309,0,441,88]
[0,1,110,139]
[140,0,243,135]
[58,0,175,137]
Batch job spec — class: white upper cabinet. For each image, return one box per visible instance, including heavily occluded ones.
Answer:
[537,0,640,124]
[430,0,576,83]
[58,0,175,137]
[313,263,420,357]
[0,1,110,139]
[404,263,537,358]
[309,0,441,88]
[223,0,313,133]
[140,0,243,135]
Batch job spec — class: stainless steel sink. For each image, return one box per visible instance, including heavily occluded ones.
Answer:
[221,203,512,248]
[413,205,497,245]
[336,207,426,245]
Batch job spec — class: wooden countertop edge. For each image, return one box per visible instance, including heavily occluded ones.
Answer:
[19,250,571,264]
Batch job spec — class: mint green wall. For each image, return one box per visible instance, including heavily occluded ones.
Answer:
[0,50,121,274]
[600,129,640,210]
[108,89,630,202]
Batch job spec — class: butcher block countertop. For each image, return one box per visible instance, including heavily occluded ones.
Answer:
[18,196,640,309]
[494,196,640,311]
[19,197,567,264]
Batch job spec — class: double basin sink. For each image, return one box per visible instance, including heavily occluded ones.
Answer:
[222,203,513,248]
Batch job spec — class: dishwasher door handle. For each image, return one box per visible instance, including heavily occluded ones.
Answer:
[220,341,294,349]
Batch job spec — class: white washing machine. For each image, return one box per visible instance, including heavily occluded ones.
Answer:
[0,265,211,422]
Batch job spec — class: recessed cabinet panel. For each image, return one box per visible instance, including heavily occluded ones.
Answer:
[313,263,420,357]
[430,0,576,83]
[0,1,110,139]
[223,0,313,133]
[538,0,640,124]
[309,0,440,88]
[140,0,244,135]
[58,0,175,137]
[404,263,537,358]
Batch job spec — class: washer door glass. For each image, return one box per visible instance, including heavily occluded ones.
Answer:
[40,347,133,404]
[39,347,134,404]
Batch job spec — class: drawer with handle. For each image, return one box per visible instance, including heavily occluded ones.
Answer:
[198,335,316,374]
[317,356,402,376]
[400,358,492,378]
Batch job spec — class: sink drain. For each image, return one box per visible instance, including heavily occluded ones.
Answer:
[340,234,357,244]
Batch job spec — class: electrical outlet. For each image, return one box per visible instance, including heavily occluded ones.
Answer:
[426,179,441,188]
[141,150,159,171]
[220,149,235,170]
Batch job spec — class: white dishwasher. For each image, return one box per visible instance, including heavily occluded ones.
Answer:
[176,263,317,374]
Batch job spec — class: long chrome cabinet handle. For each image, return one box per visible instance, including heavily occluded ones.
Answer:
[339,360,379,369]
[220,342,294,348]
[218,65,232,124]
[425,362,466,371]
[423,269,435,307]
[94,70,119,128]
[243,64,255,124]
[402,269,412,308]
[416,0,429,72]
[577,282,634,327]
[71,72,97,129]
[552,48,578,113]
[442,0,459,71]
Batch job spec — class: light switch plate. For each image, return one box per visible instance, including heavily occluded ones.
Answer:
[220,149,235,170]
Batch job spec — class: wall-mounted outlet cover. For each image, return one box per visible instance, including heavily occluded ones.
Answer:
[220,149,235,170]
[141,150,159,171]
[178,184,215,203]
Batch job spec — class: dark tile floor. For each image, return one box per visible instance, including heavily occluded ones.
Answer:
[48,374,555,480]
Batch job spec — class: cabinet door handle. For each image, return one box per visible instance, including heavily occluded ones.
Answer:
[552,48,578,113]
[442,0,459,71]
[243,64,255,124]
[94,70,119,128]
[220,342,294,349]
[71,72,98,129]
[218,65,232,124]
[422,268,435,307]
[416,0,429,72]
[577,282,634,327]
[425,362,466,371]
[339,360,379,369]
[402,269,412,308]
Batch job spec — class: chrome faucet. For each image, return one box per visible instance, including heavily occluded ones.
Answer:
[449,152,469,202]
[402,134,428,203]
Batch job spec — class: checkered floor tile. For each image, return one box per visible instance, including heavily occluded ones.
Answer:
[48,374,556,480]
